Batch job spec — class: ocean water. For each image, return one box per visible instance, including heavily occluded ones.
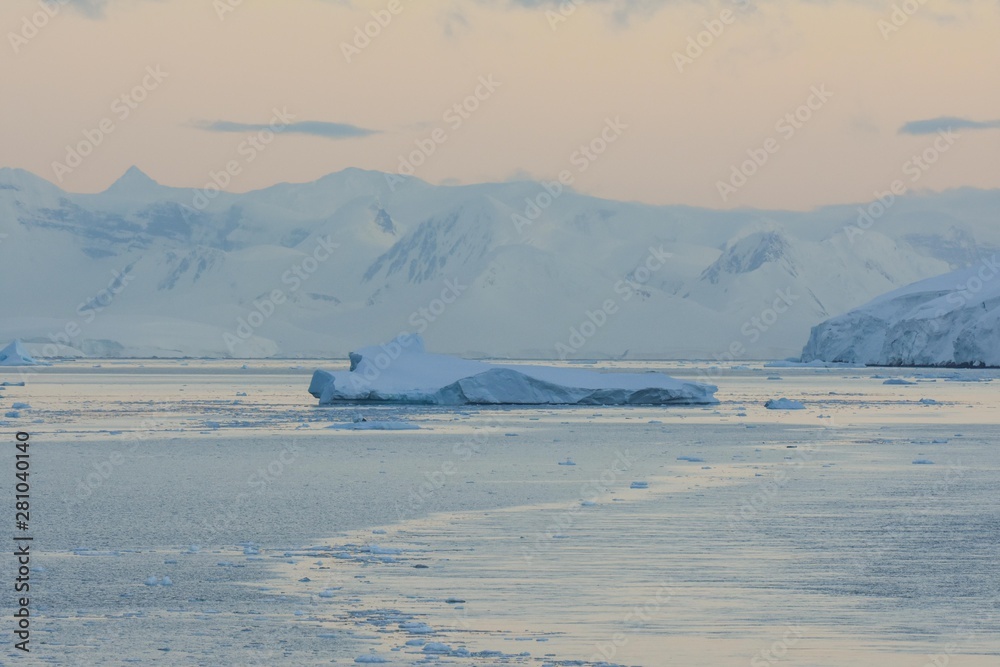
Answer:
[1,361,998,666]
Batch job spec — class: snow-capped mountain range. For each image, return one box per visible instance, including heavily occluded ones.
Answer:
[2,166,998,359]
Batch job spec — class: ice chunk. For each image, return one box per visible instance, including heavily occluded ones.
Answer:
[309,335,717,406]
[764,398,805,410]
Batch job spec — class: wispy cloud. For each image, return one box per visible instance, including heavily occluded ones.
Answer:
[195,120,378,139]
[899,116,1000,135]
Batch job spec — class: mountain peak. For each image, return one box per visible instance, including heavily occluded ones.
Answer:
[104,166,160,195]
[700,230,793,284]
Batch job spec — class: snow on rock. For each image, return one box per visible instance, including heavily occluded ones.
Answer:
[801,262,1000,367]
[0,340,42,366]
[764,398,805,410]
[309,335,718,406]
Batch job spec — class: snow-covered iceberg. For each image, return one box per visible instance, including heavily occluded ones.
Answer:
[309,336,718,405]
[0,340,41,367]
[800,261,1000,367]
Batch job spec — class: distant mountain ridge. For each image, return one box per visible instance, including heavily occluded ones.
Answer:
[1,166,998,359]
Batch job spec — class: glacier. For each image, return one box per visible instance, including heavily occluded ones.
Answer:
[800,260,1000,367]
[308,336,718,405]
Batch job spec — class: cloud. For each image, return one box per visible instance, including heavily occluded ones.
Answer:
[899,116,1000,135]
[195,120,378,139]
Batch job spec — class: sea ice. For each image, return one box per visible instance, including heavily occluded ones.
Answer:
[327,421,421,430]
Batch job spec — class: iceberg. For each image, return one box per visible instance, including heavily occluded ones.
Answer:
[0,340,42,367]
[308,336,718,406]
[800,263,1000,367]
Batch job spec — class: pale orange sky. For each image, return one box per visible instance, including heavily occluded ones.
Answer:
[2,0,998,209]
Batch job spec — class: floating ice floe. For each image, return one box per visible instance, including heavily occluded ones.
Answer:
[400,621,434,634]
[144,576,172,586]
[422,643,453,654]
[764,398,806,410]
[308,335,718,406]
